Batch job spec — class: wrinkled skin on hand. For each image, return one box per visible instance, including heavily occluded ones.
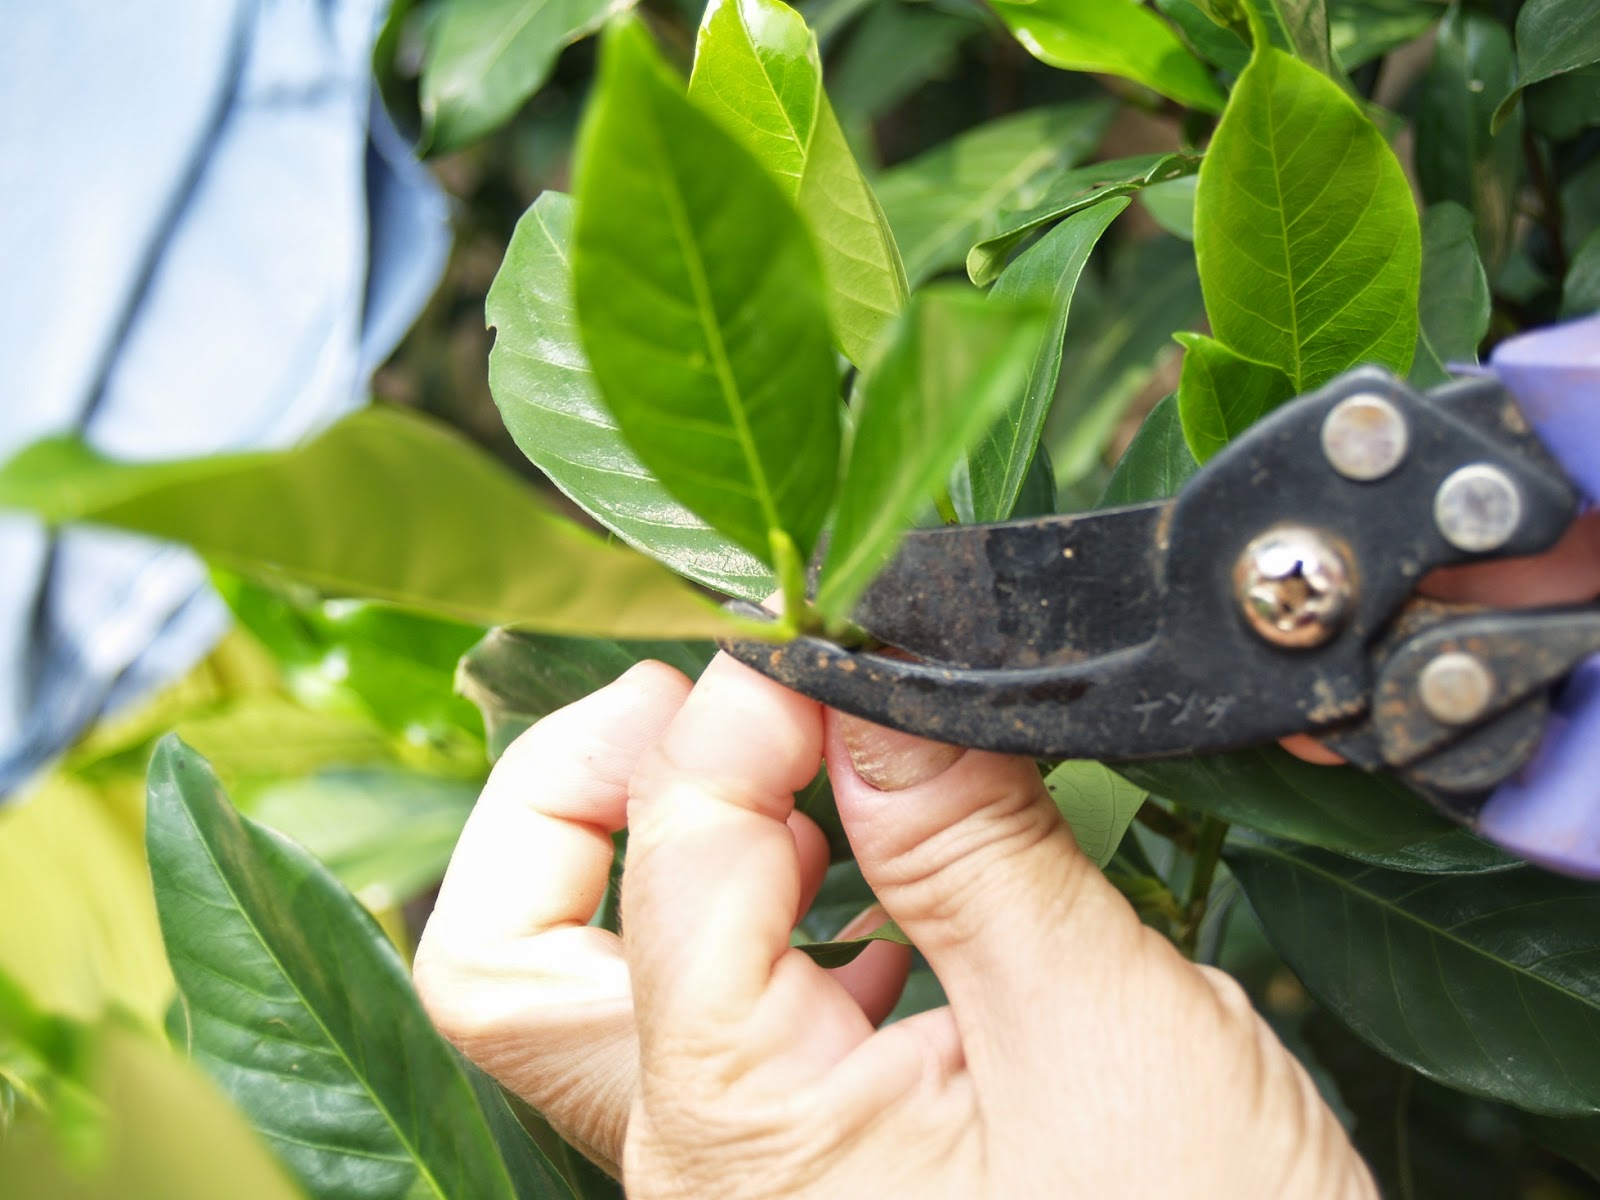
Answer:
[415,652,1375,1199]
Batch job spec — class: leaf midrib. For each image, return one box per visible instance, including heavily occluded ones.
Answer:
[167,788,489,1200]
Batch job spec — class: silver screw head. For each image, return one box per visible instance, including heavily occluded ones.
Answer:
[1233,525,1354,648]
[1418,651,1496,726]
[1321,393,1409,482]
[1434,463,1523,553]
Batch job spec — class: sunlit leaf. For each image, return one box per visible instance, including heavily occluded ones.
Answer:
[1232,839,1600,1115]
[957,199,1128,523]
[0,409,737,639]
[488,192,774,600]
[1194,43,1419,390]
[689,0,907,365]
[1174,333,1296,462]
[421,0,632,152]
[572,19,840,567]
[817,287,1049,621]
[148,738,575,1199]
[876,102,1115,285]
[989,0,1225,111]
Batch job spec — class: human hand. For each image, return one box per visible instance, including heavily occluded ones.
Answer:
[415,654,1375,1198]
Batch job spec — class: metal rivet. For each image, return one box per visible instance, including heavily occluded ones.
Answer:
[1434,464,1522,553]
[1233,525,1353,648]
[1418,652,1496,726]
[1321,393,1409,482]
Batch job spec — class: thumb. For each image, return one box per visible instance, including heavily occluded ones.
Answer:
[826,712,1145,1023]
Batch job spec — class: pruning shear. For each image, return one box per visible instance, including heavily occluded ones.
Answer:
[723,316,1600,878]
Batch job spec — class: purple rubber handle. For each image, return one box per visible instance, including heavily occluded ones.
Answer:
[1478,314,1600,876]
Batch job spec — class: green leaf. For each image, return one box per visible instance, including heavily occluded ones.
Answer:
[1492,0,1600,134]
[1047,237,1202,489]
[1045,760,1146,868]
[876,102,1115,286]
[795,920,910,968]
[572,19,841,567]
[816,286,1049,621]
[957,198,1129,523]
[1137,172,1199,240]
[1097,393,1199,507]
[1119,751,1513,871]
[1194,44,1420,391]
[1230,839,1600,1116]
[245,769,479,907]
[1524,63,1600,141]
[487,192,773,600]
[794,860,909,967]
[0,408,737,640]
[1562,228,1600,319]
[988,0,1225,112]
[965,153,1197,287]
[1413,201,1491,386]
[456,627,714,760]
[1329,1,1438,71]
[688,0,908,365]
[1417,7,1522,274]
[825,1,982,127]
[1152,0,1251,75]
[421,0,631,152]
[1266,0,1334,75]
[148,738,576,1199]
[1174,333,1297,462]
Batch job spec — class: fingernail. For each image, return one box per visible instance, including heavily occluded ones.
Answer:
[838,713,964,792]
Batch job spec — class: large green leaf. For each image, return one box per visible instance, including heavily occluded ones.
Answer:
[1413,201,1491,386]
[421,0,630,152]
[1045,760,1146,868]
[988,0,1225,112]
[1097,393,1199,508]
[957,198,1128,523]
[572,19,841,570]
[1563,229,1600,319]
[1417,7,1522,275]
[688,0,907,365]
[1231,840,1600,1115]
[1194,44,1419,391]
[875,102,1115,285]
[1174,333,1296,462]
[148,738,576,1199]
[487,191,773,600]
[817,287,1049,621]
[245,769,480,908]
[0,408,736,639]
[1492,0,1600,133]
[456,627,715,760]
[965,153,1197,287]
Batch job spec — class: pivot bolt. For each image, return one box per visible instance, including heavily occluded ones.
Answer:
[1233,526,1353,648]
[1435,464,1522,553]
[1321,393,1409,482]
[1418,652,1495,726]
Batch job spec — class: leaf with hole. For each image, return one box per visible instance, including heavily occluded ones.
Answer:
[572,19,840,568]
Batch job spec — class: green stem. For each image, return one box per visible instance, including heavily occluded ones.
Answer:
[933,487,960,526]
[1134,801,1198,854]
[1178,816,1229,958]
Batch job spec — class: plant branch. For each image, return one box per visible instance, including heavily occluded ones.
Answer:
[1524,127,1569,282]
[1134,801,1198,854]
[1177,816,1229,957]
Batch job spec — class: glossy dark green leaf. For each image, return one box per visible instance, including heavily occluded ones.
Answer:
[688,0,907,365]
[1119,751,1513,870]
[1174,333,1297,462]
[421,0,629,152]
[796,920,911,968]
[794,860,908,967]
[875,103,1115,285]
[1413,201,1491,386]
[0,409,737,640]
[245,769,480,906]
[825,1,981,127]
[571,19,840,567]
[1045,760,1146,868]
[966,154,1197,287]
[817,287,1049,620]
[1523,63,1600,140]
[957,198,1128,523]
[1492,0,1600,133]
[1097,393,1199,508]
[988,0,1225,111]
[1329,0,1438,70]
[1417,7,1522,274]
[487,192,773,600]
[1152,0,1251,74]
[1562,229,1600,319]
[1230,839,1600,1115]
[1047,237,1203,489]
[1195,44,1419,391]
[456,627,714,760]
[147,737,575,1199]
